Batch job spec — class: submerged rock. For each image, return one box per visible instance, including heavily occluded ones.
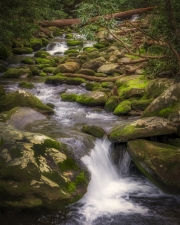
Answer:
[127,139,180,194]
[108,117,177,143]
[0,123,88,210]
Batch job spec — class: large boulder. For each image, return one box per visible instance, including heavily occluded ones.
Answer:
[81,57,106,71]
[2,68,32,78]
[142,83,180,123]
[115,75,149,98]
[76,91,108,106]
[108,117,177,143]
[0,90,53,114]
[0,123,87,209]
[127,139,180,194]
[144,78,174,99]
[97,63,121,74]
[81,125,106,138]
[45,75,85,86]
[58,62,80,73]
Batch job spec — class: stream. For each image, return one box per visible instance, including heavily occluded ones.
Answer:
[1,35,180,225]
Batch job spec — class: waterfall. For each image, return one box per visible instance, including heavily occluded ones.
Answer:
[75,139,154,225]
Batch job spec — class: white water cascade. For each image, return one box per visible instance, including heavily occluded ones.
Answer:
[72,139,163,225]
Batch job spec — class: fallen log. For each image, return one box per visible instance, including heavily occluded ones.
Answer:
[63,73,126,82]
[41,7,155,27]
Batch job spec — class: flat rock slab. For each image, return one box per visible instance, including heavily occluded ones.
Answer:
[108,117,177,143]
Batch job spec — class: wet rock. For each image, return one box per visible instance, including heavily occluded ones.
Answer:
[58,61,80,73]
[113,100,131,115]
[45,75,85,86]
[81,57,106,71]
[0,90,53,114]
[142,83,180,123]
[76,91,108,106]
[81,125,106,138]
[0,123,88,210]
[2,68,32,78]
[108,117,177,143]
[97,63,121,74]
[127,139,180,194]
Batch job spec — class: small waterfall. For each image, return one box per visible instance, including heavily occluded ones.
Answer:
[74,139,154,225]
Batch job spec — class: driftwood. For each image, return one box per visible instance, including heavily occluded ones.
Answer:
[63,73,125,82]
[41,7,155,27]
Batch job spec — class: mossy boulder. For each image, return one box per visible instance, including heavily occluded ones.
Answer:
[34,50,50,58]
[108,117,177,143]
[131,99,154,111]
[0,123,87,209]
[81,125,106,138]
[78,69,95,76]
[76,91,108,106]
[18,81,35,89]
[2,68,32,78]
[29,66,40,76]
[21,58,34,65]
[93,43,106,49]
[115,75,149,98]
[61,93,78,102]
[12,47,33,55]
[30,38,43,51]
[113,100,131,115]
[105,96,120,112]
[0,90,53,114]
[85,82,102,91]
[97,63,121,74]
[64,49,79,55]
[42,67,56,74]
[65,33,73,39]
[83,47,98,53]
[81,57,106,71]
[0,45,8,59]
[66,40,83,46]
[127,139,180,194]
[35,57,56,66]
[45,75,85,86]
[142,83,180,123]
[144,78,174,99]
[102,82,114,89]
[39,72,47,76]
[58,62,80,73]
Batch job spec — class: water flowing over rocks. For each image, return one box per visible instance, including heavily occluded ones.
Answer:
[0,122,87,210]
[108,117,177,143]
[127,139,180,194]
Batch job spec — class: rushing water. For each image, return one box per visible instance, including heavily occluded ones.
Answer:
[1,36,180,225]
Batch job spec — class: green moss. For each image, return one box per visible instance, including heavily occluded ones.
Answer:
[45,75,85,85]
[93,43,106,49]
[131,99,153,111]
[2,68,32,78]
[114,100,131,115]
[53,28,63,36]
[66,40,83,46]
[105,96,119,112]
[9,148,23,158]
[85,82,101,91]
[64,49,79,55]
[30,38,42,51]
[12,47,33,54]
[58,157,79,172]
[95,72,107,77]
[67,182,76,193]
[116,75,149,97]
[29,66,40,76]
[75,172,87,185]
[34,50,50,58]
[83,47,98,52]
[18,81,35,89]
[76,92,107,106]
[61,93,78,102]
[78,69,95,76]
[21,58,34,65]
[0,91,53,114]
[35,58,55,65]
[101,82,114,89]
[39,72,47,76]
[158,107,176,118]
[82,125,106,138]
[65,34,74,39]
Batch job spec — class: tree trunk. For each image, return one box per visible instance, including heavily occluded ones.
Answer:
[40,7,155,27]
